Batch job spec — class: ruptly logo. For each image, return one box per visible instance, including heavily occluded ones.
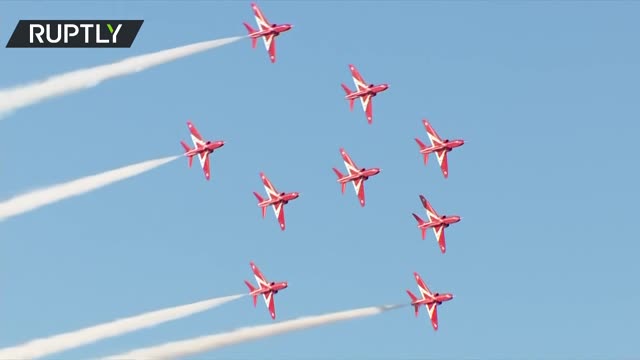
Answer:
[6,20,144,48]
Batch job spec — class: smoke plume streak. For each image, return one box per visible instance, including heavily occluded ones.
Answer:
[0,155,178,221]
[0,294,245,359]
[103,304,403,360]
[0,36,244,115]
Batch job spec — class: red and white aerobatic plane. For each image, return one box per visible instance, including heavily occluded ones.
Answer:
[243,2,292,63]
[253,172,300,231]
[180,121,225,181]
[406,272,454,331]
[411,195,461,254]
[332,148,381,207]
[415,119,465,179]
[341,64,389,124]
[244,261,288,320]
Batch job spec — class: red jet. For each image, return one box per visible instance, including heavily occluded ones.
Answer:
[332,148,381,207]
[415,119,465,179]
[253,172,300,231]
[244,261,288,320]
[406,272,453,331]
[412,195,461,254]
[180,121,225,181]
[341,64,389,124]
[243,2,292,63]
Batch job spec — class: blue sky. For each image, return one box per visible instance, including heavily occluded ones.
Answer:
[1,1,640,358]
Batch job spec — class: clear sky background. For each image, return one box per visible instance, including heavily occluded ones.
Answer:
[1,1,639,359]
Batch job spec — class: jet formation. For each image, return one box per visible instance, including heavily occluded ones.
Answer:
[176,2,467,330]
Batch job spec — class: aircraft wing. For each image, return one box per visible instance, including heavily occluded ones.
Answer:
[201,153,211,180]
[419,195,440,222]
[262,291,277,319]
[426,302,439,330]
[260,172,280,200]
[271,201,286,230]
[434,150,449,178]
[359,94,373,124]
[265,35,276,63]
[187,121,205,147]
[348,64,368,92]
[352,177,366,207]
[339,148,360,176]
[423,120,444,147]
[251,2,271,31]
[414,272,434,298]
[432,225,447,254]
[250,262,270,290]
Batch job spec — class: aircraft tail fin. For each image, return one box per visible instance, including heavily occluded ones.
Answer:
[412,213,426,225]
[341,83,355,111]
[332,168,346,194]
[414,138,430,165]
[412,213,427,240]
[253,192,267,218]
[244,280,258,307]
[180,141,193,168]
[243,22,258,48]
[406,290,420,317]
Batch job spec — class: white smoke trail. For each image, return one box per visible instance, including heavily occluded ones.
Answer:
[0,294,244,359]
[103,304,404,360]
[0,155,178,221]
[0,36,244,115]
